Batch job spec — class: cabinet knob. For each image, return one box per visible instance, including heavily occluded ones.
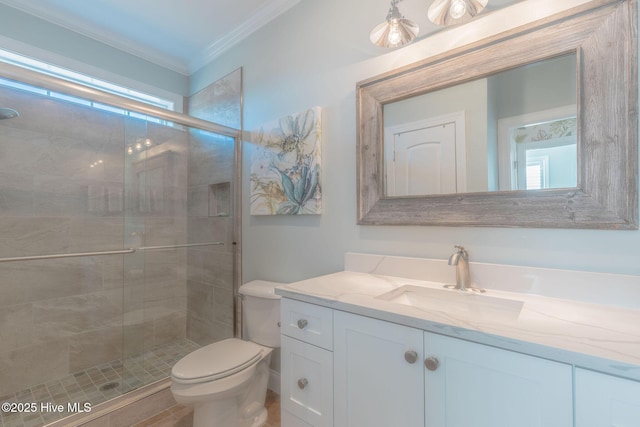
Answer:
[297,319,308,329]
[404,350,418,364]
[297,378,309,389]
[424,356,440,371]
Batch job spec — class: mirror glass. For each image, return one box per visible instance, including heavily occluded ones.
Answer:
[383,53,577,196]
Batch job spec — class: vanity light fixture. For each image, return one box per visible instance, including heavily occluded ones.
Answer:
[370,0,419,48]
[428,0,488,26]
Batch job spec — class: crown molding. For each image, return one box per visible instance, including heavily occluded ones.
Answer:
[189,0,302,73]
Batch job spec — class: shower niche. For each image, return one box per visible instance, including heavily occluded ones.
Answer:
[209,182,231,217]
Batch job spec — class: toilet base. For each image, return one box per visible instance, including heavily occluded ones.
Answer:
[192,399,267,427]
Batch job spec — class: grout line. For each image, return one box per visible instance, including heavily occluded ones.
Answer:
[0,339,200,427]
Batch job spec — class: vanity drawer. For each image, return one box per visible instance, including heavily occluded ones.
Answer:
[281,335,333,427]
[281,298,333,350]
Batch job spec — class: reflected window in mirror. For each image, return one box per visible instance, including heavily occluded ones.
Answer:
[500,112,577,191]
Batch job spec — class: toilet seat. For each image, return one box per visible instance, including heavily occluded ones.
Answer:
[171,338,264,384]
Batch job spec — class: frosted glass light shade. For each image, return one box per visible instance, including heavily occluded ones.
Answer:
[370,1,419,48]
[370,18,419,47]
[428,0,488,26]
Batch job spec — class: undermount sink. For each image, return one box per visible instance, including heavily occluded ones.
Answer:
[375,285,524,321]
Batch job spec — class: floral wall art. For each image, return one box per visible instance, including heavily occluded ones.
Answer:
[250,107,322,215]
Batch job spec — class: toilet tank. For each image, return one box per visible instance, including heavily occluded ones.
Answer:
[239,280,282,348]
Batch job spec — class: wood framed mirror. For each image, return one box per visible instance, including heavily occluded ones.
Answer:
[357,0,638,229]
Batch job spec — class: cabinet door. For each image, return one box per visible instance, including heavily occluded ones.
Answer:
[424,332,573,427]
[281,335,333,427]
[334,311,424,427]
[576,368,640,426]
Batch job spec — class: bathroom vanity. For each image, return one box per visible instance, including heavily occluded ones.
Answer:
[276,253,640,427]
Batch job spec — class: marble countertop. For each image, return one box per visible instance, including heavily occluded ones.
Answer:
[276,270,640,381]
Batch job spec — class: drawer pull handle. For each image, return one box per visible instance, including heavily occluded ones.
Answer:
[424,356,440,371]
[297,378,309,389]
[297,319,308,329]
[404,350,418,364]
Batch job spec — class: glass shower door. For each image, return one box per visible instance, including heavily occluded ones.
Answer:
[121,114,193,391]
[0,82,131,425]
[120,116,238,392]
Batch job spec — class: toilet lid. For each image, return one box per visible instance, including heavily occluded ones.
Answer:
[171,338,263,383]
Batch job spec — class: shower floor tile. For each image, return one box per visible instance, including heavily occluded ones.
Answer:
[0,339,200,427]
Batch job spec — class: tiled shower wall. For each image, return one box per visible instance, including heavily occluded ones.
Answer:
[183,129,236,345]
[184,68,241,345]
[0,86,189,396]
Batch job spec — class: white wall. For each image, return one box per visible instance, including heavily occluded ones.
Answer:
[190,0,640,283]
[490,53,576,120]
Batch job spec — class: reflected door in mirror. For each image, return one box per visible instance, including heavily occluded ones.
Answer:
[385,112,466,196]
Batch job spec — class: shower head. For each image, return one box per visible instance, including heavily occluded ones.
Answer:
[0,107,19,119]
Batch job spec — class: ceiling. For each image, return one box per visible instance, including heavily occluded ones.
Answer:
[0,0,523,76]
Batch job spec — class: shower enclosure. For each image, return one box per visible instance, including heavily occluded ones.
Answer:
[0,63,241,427]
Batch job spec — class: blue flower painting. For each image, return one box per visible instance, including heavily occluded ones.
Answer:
[250,107,322,215]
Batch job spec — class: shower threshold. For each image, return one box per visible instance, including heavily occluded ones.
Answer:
[0,339,200,427]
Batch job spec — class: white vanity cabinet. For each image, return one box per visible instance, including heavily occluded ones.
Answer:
[332,310,573,427]
[280,298,334,427]
[333,310,425,427]
[424,332,573,427]
[280,294,639,427]
[575,368,640,426]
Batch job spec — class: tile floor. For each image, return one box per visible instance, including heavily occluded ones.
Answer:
[264,389,282,427]
[131,389,281,427]
[0,340,200,427]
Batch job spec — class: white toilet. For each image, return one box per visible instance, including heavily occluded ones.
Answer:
[171,280,282,427]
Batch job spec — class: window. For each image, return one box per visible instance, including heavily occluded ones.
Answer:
[525,155,549,190]
[0,48,176,120]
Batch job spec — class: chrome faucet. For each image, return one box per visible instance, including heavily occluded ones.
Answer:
[445,245,485,292]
